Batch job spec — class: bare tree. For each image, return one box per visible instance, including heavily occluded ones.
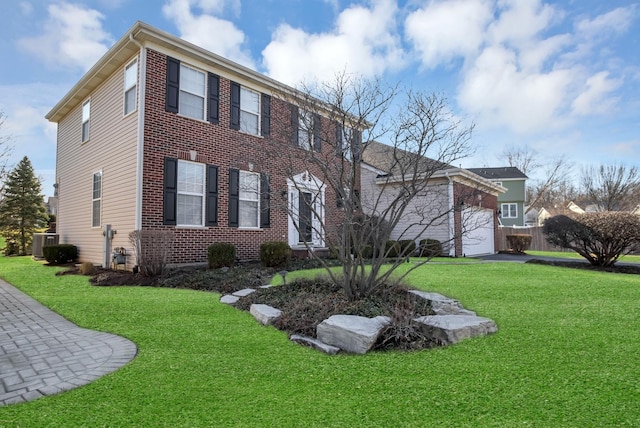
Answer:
[499,145,573,213]
[0,111,14,190]
[581,163,640,211]
[269,74,476,299]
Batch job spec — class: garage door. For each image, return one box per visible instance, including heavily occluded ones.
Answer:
[461,208,495,257]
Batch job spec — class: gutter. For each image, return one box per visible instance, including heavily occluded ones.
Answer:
[445,172,455,257]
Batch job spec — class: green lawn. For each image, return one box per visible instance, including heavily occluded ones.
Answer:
[1,256,639,427]
[527,250,640,263]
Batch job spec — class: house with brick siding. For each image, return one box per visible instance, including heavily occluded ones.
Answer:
[46,21,357,268]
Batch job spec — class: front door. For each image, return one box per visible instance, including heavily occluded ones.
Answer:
[298,191,313,243]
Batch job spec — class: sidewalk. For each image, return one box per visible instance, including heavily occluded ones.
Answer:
[0,279,137,406]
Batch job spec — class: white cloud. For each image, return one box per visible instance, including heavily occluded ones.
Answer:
[262,0,404,86]
[575,6,635,40]
[162,0,253,68]
[18,2,112,71]
[571,72,622,116]
[405,0,493,69]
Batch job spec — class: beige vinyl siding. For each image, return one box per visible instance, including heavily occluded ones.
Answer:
[359,167,451,246]
[56,54,139,265]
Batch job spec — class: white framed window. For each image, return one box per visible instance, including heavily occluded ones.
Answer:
[177,160,205,226]
[501,203,517,218]
[239,171,260,228]
[91,171,102,228]
[240,87,260,135]
[341,126,354,160]
[124,58,138,115]
[82,99,91,142]
[179,64,206,120]
[298,110,313,150]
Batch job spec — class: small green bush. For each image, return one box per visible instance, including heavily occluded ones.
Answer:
[260,241,291,268]
[207,243,236,269]
[42,244,78,265]
[418,239,443,257]
[506,234,532,254]
[398,240,417,257]
[385,240,400,258]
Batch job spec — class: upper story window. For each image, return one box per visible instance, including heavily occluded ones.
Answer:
[240,88,260,135]
[124,58,138,115]
[501,203,517,218]
[177,160,206,227]
[82,100,90,142]
[179,64,206,120]
[298,109,314,150]
[166,57,220,124]
[92,171,102,228]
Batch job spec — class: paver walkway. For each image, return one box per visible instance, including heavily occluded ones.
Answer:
[0,279,137,406]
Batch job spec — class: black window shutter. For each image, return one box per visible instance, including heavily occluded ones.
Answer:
[290,104,299,146]
[261,94,271,137]
[353,130,362,161]
[206,165,218,226]
[163,157,178,225]
[230,82,241,130]
[313,113,322,152]
[260,173,270,228]
[207,73,220,124]
[228,168,239,227]
[166,57,180,113]
[335,123,343,156]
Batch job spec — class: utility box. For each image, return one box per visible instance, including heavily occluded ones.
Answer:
[32,233,59,258]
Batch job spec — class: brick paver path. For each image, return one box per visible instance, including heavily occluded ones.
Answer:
[0,279,137,406]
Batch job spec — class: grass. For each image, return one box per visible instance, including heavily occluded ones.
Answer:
[527,250,640,263]
[1,256,640,426]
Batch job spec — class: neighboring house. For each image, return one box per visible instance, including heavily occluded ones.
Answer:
[467,167,528,227]
[361,142,505,257]
[537,201,587,225]
[46,21,356,268]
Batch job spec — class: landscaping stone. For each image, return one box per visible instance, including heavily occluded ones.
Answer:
[290,335,340,355]
[250,304,282,325]
[233,288,256,297]
[413,315,497,345]
[409,290,476,316]
[317,315,391,354]
[220,295,239,304]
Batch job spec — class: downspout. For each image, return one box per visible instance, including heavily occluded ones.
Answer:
[130,33,146,231]
[445,172,455,257]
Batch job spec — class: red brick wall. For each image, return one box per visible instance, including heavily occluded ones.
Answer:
[141,49,348,263]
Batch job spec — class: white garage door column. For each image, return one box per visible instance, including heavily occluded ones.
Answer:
[461,208,495,257]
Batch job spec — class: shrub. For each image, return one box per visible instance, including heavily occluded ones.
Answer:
[128,230,173,277]
[543,213,640,266]
[207,242,236,269]
[506,234,532,254]
[418,239,443,257]
[79,261,95,275]
[42,244,78,265]
[398,240,417,257]
[385,240,400,258]
[260,241,291,268]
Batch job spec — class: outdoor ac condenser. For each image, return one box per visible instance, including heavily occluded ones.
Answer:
[32,233,59,258]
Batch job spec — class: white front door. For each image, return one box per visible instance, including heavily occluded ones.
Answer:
[287,172,325,248]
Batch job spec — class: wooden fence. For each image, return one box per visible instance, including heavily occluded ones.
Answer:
[496,226,568,252]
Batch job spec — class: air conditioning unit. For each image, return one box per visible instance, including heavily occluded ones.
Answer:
[32,233,59,258]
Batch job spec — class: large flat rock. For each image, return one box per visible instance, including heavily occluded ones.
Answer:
[250,304,282,326]
[409,290,476,316]
[413,315,497,345]
[316,315,390,354]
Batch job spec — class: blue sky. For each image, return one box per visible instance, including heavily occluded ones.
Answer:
[0,0,638,197]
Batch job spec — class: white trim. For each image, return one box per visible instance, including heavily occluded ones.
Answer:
[81,98,91,143]
[238,170,260,229]
[501,203,518,219]
[91,170,102,228]
[123,57,138,116]
[176,159,206,227]
[134,45,145,231]
[239,86,260,136]
[178,63,207,121]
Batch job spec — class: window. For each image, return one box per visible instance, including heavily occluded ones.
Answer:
[501,203,517,218]
[239,171,259,228]
[92,171,102,227]
[239,88,260,135]
[340,126,354,160]
[179,64,206,120]
[298,110,313,150]
[124,58,138,115]
[82,100,90,142]
[177,160,205,226]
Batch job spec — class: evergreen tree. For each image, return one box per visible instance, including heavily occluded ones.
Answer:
[0,156,48,255]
